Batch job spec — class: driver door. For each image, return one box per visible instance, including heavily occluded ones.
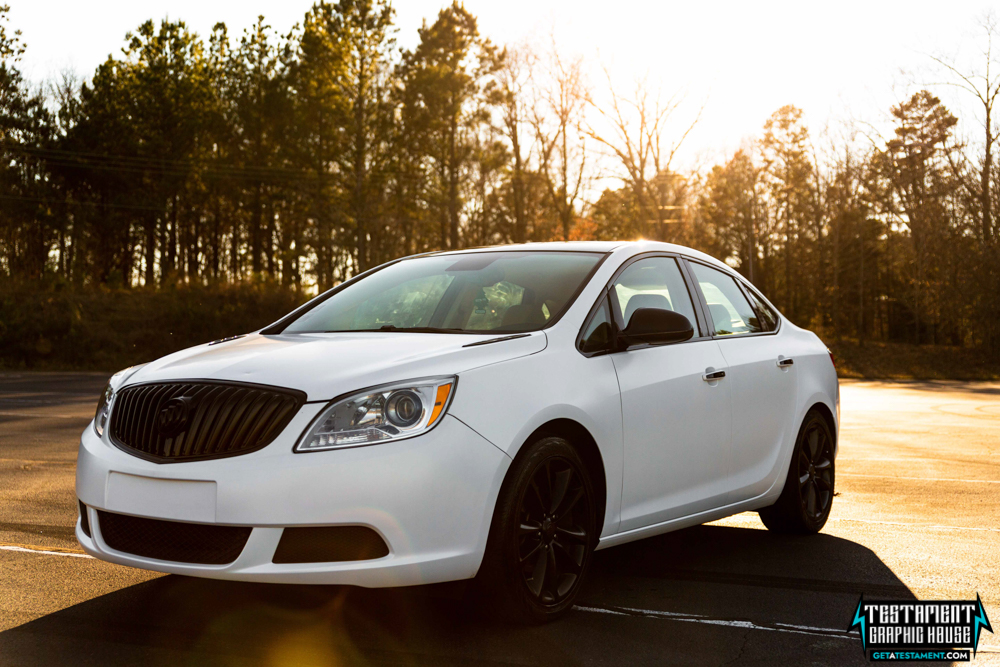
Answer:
[610,256,734,532]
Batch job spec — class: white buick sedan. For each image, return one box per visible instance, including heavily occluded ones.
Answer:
[77,241,838,622]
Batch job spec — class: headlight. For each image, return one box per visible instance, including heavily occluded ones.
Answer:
[93,364,146,438]
[94,382,115,437]
[295,376,457,452]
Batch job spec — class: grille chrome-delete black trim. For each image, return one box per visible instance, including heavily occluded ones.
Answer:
[97,510,251,564]
[272,526,390,563]
[109,380,305,463]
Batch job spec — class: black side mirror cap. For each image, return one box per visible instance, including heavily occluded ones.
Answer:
[619,308,694,347]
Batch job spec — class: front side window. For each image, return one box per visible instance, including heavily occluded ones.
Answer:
[610,257,699,331]
[689,262,764,336]
[282,251,603,334]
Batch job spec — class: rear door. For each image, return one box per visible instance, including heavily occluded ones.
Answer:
[685,260,797,502]
[606,255,734,532]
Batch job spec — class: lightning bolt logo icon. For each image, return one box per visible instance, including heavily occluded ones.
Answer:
[973,593,993,656]
[848,595,867,652]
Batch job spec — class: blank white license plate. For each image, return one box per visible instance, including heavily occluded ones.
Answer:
[106,473,217,523]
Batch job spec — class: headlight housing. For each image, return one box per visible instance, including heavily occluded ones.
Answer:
[93,382,115,437]
[93,364,147,438]
[295,376,457,452]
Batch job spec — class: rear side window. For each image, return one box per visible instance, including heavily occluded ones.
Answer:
[743,285,780,332]
[689,262,764,336]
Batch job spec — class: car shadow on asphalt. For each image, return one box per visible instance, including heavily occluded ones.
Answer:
[0,524,922,666]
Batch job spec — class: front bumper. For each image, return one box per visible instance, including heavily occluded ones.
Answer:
[75,409,510,587]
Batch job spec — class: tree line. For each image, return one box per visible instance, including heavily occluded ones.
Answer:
[1,2,999,354]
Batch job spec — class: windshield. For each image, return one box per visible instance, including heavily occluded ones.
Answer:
[283,251,604,334]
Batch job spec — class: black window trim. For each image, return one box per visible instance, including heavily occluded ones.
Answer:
[575,251,713,357]
[681,256,783,340]
[263,249,612,336]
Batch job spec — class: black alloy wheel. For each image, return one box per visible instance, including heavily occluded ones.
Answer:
[517,457,590,604]
[759,410,835,534]
[797,419,834,522]
[475,437,596,623]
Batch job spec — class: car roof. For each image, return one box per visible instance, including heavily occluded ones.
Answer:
[430,241,628,254]
[430,241,735,272]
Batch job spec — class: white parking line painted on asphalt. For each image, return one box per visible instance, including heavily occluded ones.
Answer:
[574,605,859,640]
[0,544,93,558]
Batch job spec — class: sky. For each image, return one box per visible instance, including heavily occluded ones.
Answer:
[8,1,999,170]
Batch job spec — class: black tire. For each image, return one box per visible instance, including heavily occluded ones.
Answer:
[474,436,596,623]
[758,410,835,534]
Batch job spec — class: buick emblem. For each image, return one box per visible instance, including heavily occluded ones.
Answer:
[157,396,193,437]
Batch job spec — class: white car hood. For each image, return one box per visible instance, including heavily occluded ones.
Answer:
[123,331,547,401]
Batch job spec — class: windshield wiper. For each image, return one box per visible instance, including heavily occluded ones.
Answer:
[377,325,467,333]
[318,325,467,333]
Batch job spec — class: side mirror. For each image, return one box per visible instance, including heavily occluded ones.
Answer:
[619,308,694,347]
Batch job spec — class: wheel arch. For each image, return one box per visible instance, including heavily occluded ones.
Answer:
[805,401,838,453]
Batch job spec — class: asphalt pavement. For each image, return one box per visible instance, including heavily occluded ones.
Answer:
[0,373,997,665]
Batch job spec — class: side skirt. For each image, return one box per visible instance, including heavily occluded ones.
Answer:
[595,492,778,551]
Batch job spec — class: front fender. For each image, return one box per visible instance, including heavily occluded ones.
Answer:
[449,348,624,537]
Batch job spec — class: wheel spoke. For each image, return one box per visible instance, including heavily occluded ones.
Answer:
[814,458,832,471]
[527,544,548,597]
[555,486,584,522]
[798,451,811,474]
[519,539,543,563]
[798,472,810,488]
[548,544,561,582]
[549,468,572,514]
[817,473,833,491]
[806,483,817,517]
[552,538,584,570]
[520,520,541,535]
[555,525,587,543]
[807,430,820,460]
[529,478,546,514]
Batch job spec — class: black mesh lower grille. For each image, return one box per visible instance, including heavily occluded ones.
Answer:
[109,380,305,463]
[97,511,251,565]
[272,526,389,563]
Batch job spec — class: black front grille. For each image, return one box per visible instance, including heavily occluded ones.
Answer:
[109,380,305,462]
[98,510,251,564]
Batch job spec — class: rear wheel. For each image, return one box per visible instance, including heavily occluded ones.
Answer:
[475,436,596,623]
[758,411,835,534]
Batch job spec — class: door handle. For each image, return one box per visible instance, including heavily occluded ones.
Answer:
[702,369,726,381]
[777,357,794,367]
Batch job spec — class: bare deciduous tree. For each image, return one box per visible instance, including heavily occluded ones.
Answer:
[929,10,1000,244]
[530,43,589,241]
[585,69,702,241]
